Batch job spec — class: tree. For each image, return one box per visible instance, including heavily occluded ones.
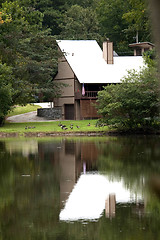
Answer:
[14,29,61,102]
[22,0,68,35]
[96,0,133,55]
[96,66,159,131]
[59,4,101,42]
[0,1,40,104]
[0,1,61,105]
[148,0,160,73]
[0,63,13,125]
[96,0,151,55]
[122,0,151,43]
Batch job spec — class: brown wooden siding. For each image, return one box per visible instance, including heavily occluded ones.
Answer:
[80,100,100,119]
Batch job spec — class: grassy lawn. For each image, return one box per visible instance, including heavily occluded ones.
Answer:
[0,120,109,133]
[7,104,42,117]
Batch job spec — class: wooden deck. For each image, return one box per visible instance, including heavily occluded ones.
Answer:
[75,91,98,100]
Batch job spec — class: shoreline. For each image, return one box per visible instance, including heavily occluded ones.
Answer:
[0,131,108,138]
[0,129,160,138]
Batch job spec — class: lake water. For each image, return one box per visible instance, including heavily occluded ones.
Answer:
[0,136,160,239]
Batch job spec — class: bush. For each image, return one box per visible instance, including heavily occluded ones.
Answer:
[96,67,160,131]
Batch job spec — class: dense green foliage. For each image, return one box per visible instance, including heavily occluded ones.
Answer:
[97,66,160,131]
[58,4,101,41]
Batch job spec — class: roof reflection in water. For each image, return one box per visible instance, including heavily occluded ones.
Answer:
[59,173,143,221]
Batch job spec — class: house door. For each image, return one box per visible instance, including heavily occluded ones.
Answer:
[65,104,74,120]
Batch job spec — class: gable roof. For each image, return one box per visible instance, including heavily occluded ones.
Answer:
[57,40,144,84]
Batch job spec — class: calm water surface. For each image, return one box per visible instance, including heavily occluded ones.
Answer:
[0,136,160,239]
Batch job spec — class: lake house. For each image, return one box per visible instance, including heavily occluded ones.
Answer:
[53,40,144,120]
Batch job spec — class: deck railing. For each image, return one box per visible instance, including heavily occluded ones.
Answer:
[84,91,98,98]
[75,91,98,99]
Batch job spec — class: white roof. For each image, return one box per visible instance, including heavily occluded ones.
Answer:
[57,40,145,84]
[59,173,143,221]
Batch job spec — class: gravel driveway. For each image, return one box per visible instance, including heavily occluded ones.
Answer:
[6,103,58,123]
[6,111,54,123]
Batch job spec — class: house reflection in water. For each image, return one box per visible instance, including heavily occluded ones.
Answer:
[59,173,144,221]
[57,140,144,222]
[59,141,76,206]
[59,140,99,206]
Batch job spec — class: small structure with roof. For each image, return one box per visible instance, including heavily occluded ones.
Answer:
[54,40,144,120]
[129,42,154,56]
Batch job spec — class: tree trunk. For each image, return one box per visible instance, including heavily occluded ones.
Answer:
[149,0,160,68]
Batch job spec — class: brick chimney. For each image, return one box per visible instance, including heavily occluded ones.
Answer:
[103,40,114,64]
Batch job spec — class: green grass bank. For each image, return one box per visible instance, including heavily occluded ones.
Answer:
[0,120,109,137]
